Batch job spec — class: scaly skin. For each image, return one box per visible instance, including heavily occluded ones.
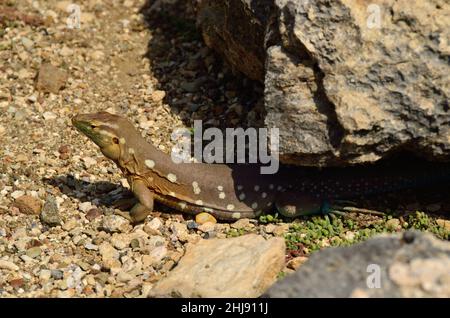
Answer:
[72,112,450,223]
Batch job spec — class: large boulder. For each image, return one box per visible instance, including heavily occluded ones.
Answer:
[195,0,450,167]
[149,234,286,298]
[264,231,450,298]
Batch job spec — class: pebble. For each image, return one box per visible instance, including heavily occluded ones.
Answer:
[78,201,93,213]
[117,271,134,283]
[171,222,189,242]
[85,208,103,221]
[13,195,42,215]
[36,63,68,94]
[111,234,131,250]
[82,157,97,169]
[195,212,217,225]
[62,219,78,231]
[51,269,64,280]
[26,246,42,258]
[273,224,290,237]
[287,256,309,270]
[11,190,25,199]
[386,218,401,231]
[436,219,450,231]
[39,269,52,282]
[21,37,34,50]
[186,220,198,230]
[60,46,74,56]
[151,90,166,102]
[0,260,19,271]
[40,196,62,227]
[231,218,252,230]
[43,112,57,121]
[144,217,163,235]
[198,222,216,233]
[101,215,130,233]
[84,243,99,251]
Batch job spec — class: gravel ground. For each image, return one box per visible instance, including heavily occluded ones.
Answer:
[0,0,448,298]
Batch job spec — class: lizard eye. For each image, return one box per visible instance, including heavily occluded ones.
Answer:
[112,137,119,144]
[90,124,97,129]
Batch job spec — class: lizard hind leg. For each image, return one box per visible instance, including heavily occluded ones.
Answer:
[275,192,328,217]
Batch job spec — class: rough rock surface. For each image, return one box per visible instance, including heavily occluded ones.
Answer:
[149,234,286,298]
[195,0,450,166]
[265,231,450,298]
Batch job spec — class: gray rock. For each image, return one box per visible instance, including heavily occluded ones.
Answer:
[40,196,62,227]
[51,269,64,280]
[194,0,450,166]
[264,231,450,298]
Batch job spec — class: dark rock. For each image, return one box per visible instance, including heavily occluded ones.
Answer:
[264,231,450,297]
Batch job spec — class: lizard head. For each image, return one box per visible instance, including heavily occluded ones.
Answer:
[72,112,134,161]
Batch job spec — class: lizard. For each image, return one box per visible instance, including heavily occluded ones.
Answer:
[72,112,450,223]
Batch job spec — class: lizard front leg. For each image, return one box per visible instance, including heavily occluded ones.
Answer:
[115,179,154,223]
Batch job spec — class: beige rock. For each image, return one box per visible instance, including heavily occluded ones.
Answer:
[287,256,308,271]
[36,63,68,94]
[13,195,42,215]
[149,234,285,298]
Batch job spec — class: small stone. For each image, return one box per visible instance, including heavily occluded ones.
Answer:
[151,90,166,102]
[21,37,34,50]
[62,219,78,231]
[195,212,217,225]
[171,222,189,242]
[86,208,102,221]
[386,218,401,231]
[26,246,42,258]
[0,260,19,271]
[40,196,62,227]
[9,278,24,288]
[149,245,167,265]
[11,190,25,199]
[91,50,105,60]
[60,46,73,56]
[111,234,131,250]
[186,220,198,230]
[144,217,163,235]
[273,224,290,237]
[39,269,52,282]
[13,195,42,215]
[231,218,251,230]
[287,256,309,270]
[78,201,93,213]
[51,269,64,280]
[36,63,68,94]
[82,157,97,169]
[117,271,134,283]
[84,243,99,251]
[198,222,216,233]
[101,215,130,233]
[204,231,217,239]
[436,219,450,231]
[43,112,57,120]
[344,231,356,241]
[130,238,141,249]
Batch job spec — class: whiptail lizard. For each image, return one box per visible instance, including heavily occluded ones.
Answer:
[72,112,450,223]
